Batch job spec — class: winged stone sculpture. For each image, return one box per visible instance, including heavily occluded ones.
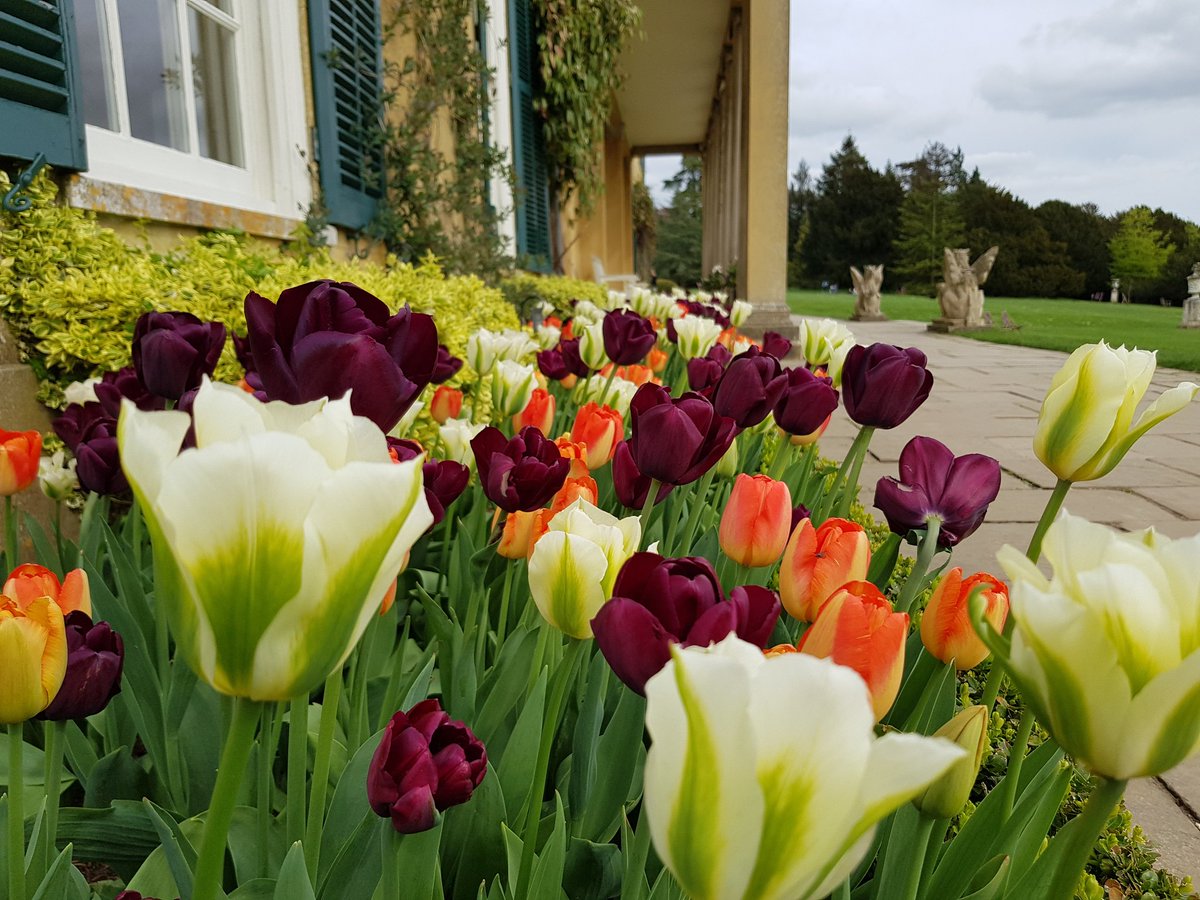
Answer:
[936,246,999,327]
[850,265,886,321]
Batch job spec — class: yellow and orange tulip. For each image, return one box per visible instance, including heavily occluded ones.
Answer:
[796,582,908,721]
[553,436,591,479]
[0,428,42,496]
[719,474,792,567]
[514,387,555,434]
[570,402,623,470]
[0,595,67,724]
[921,568,1008,670]
[498,510,541,560]
[430,386,464,425]
[3,563,91,618]
[778,517,870,623]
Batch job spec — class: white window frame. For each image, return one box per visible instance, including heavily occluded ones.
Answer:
[483,0,516,253]
[81,0,311,220]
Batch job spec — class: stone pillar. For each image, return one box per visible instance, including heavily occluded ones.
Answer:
[737,0,795,339]
[1181,264,1200,329]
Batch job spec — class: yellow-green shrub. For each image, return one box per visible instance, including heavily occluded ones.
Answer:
[0,172,517,407]
[499,271,608,320]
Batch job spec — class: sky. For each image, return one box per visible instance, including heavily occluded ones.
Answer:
[644,0,1200,223]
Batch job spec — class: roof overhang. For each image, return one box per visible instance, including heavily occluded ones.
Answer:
[617,0,733,153]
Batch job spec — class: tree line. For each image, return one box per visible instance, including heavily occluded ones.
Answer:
[789,136,1200,304]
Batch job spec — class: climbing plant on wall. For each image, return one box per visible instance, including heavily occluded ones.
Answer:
[531,0,641,214]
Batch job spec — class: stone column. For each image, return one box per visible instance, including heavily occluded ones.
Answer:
[737,0,795,339]
[1181,264,1200,329]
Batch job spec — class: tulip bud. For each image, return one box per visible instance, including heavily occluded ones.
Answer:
[0,596,67,724]
[4,564,91,618]
[0,428,42,496]
[430,386,464,425]
[603,310,657,366]
[628,384,737,487]
[921,568,1008,670]
[573,373,638,417]
[647,346,669,374]
[514,388,555,434]
[798,582,907,721]
[421,458,469,526]
[779,518,870,623]
[719,475,792,567]
[841,343,933,429]
[368,699,487,833]
[570,402,623,470]
[797,318,854,368]
[773,367,839,439]
[39,450,79,501]
[75,419,129,495]
[491,360,538,420]
[38,611,124,721]
[715,438,740,478]
[712,353,788,429]
[913,706,989,819]
[761,331,792,360]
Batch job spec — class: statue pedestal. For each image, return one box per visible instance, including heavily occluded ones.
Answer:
[1181,296,1200,329]
[927,317,988,333]
[851,312,888,322]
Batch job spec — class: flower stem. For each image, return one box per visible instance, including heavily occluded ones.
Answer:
[192,698,262,900]
[898,814,936,900]
[836,426,875,518]
[42,720,65,874]
[638,479,661,548]
[4,495,18,568]
[53,502,64,572]
[677,470,715,555]
[380,820,401,899]
[999,706,1036,821]
[894,518,942,615]
[305,669,343,878]
[8,723,24,900]
[1027,478,1072,565]
[257,705,274,878]
[496,561,518,646]
[767,436,794,481]
[1045,777,1126,900]
[286,695,308,848]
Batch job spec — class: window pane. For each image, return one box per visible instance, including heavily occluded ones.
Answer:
[116,0,189,151]
[75,0,118,130]
[189,8,243,166]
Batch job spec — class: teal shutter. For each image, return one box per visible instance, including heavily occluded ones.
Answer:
[0,0,87,169]
[508,0,551,269]
[308,0,383,230]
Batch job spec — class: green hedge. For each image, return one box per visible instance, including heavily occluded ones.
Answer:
[0,172,518,406]
[498,271,609,321]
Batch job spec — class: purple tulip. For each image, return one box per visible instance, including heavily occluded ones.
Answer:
[431,344,463,384]
[470,426,569,512]
[367,699,487,834]
[761,331,793,360]
[602,310,657,366]
[773,367,840,436]
[536,347,571,381]
[591,552,781,694]
[94,367,166,419]
[628,384,737,486]
[712,352,787,428]
[75,418,128,495]
[676,300,730,328]
[874,436,1002,548]
[841,343,934,429]
[244,280,439,433]
[558,338,592,378]
[790,503,812,535]
[39,611,123,721]
[53,401,107,452]
[612,441,675,509]
[422,459,469,525]
[233,332,255,373]
[132,311,226,401]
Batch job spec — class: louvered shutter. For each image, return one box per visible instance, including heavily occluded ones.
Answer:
[0,0,87,169]
[308,0,382,230]
[508,0,550,269]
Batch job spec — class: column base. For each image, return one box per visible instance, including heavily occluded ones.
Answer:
[743,302,800,340]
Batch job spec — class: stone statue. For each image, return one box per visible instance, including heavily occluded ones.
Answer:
[1182,263,1200,329]
[850,265,886,321]
[1110,278,1121,304]
[934,246,999,328]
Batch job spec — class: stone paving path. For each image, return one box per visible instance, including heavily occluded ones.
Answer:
[797,315,1200,884]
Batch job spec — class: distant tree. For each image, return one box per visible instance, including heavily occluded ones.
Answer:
[1141,209,1200,303]
[1109,207,1174,303]
[655,157,703,287]
[1035,200,1115,297]
[787,160,815,286]
[958,174,1083,297]
[799,135,903,286]
[891,143,967,295]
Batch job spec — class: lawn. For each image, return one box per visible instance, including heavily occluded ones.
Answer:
[788,290,1200,373]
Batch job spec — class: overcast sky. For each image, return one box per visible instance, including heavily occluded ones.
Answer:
[644,0,1200,222]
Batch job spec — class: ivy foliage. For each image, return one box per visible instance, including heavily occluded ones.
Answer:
[532,0,641,212]
[0,171,517,406]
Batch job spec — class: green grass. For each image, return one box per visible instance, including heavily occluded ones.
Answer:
[787,290,1200,373]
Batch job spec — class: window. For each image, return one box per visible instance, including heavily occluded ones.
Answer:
[73,0,309,219]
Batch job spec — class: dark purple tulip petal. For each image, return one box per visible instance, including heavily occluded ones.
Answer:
[470,426,568,512]
[75,419,128,495]
[423,459,469,525]
[685,602,739,649]
[53,402,107,452]
[687,356,724,395]
[773,367,840,436]
[603,310,657,366]
[841,343,934,429]
[762,331,793,360]
[537,348,570,381]
[132,311,226,401]
[592,599,675,695]
[558,338,591,378]
[612,441,675,509]
[39,612,124,721]
[431,344,463,383]
[94,367,166,419]
[727,586,782,647]
[712,354,787,428]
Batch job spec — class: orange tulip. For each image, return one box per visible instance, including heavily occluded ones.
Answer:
[514,388,555,434]
[545,316,563,330]
[570,403,623,470]
[3,563,91,618]
[599,363,656,387]
[498,510,541,559]
[378,579,399,616]
[553,436,590,479]
[525,475,601,557]
[430,386,464,425]
[717,327,737,350]
[0,595,68,724]
[798,581,908,721]
[779,517,870,623]
[921,568,1009,670]
[0,429,41,496]
[719,474,792,567]
[647,347,669,374]
[787,413,832,446]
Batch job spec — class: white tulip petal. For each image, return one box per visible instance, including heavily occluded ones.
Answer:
[118,402,193,507]
[528,531,610,639]
[1118,649,1200,778]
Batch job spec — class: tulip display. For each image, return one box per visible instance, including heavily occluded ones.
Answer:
[368,699,487,833]
[527,499,641,638]
[38,611,124,720]
[472,425,569,512]
[778,517,870,622]
[874,435,1002,547]
[132,311,227,401]
[840,343,934,429]
[921,567,1008,669]
[627,384,737,487]
[719,474,792,567]
[1033,342,1199,483]
[643,637,963,900]
[569,402,623,469]
[794,581,908,721]
[245,280,438,432]
[0,427,41,496]
[119,380,433,700]
[592,553,780,693]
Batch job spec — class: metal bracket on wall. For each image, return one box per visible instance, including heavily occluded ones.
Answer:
[3,153,48,213]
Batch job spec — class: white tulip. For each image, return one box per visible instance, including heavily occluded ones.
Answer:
[672,316,724,360]
[730,300,753,328]
[440,417,487,468]
[490,359,537,420]
[64,378,100,406]
[38,450,78,501]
